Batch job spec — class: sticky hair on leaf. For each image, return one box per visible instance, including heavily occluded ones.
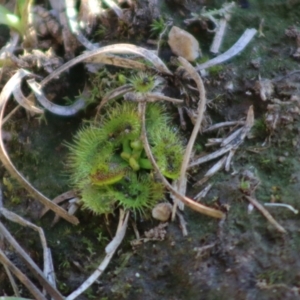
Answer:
[114,173,164,216]
[90,162,127,186]
[150,125,184,179]
[129,72,155,93]
[67,101,184,216]
[100,102,141,144]
[81,185,116,215]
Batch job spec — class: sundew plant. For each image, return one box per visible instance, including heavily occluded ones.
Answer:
[67,73,184,216]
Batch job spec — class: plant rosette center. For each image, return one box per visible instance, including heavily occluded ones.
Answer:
[67,102,184,216]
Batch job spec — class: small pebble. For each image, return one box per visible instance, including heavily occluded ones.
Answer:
[168,26,201,61]
[152,202,172,222]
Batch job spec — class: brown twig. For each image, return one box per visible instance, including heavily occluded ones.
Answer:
[0,221,65,299]
[0,248,47,300]
[124,92,183,104]
[244,195,287,234]
[172,57,207,220]
[140,102,224,219]
[3,264,20,297]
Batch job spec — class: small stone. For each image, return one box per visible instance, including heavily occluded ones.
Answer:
[152,202,172,222]
[168,26,201,61]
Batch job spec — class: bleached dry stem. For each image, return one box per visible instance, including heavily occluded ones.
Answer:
[203,121,245,132]
[196,28,257,71]
[0,70,79,225]
[0,248,47,300]
[124,92,183,104]
[66,210,130,300]
[3,264,20,297]
[0,221,64,299]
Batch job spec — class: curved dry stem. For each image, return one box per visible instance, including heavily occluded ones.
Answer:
[124,92,183,104]
[0,248,47,299]
[196,28,257,71]
[0,203,54,285]
[65,0,99,50]
[140,102,224,219]
[0,221,64,299]
[40,44,172,88]
[0,70,79,225]
[172,57,207,219]
[27,78,85,116]
[85,54,150,71]
[12,78,43,114]
[3,263,20,297]
[66,210,130,300]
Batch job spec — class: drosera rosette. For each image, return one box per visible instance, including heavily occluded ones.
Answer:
[67,100,185,217]
[129,72,156,93]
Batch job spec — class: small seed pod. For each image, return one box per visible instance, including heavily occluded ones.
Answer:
[152,202,172,222]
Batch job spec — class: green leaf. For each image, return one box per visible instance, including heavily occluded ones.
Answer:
[0,4,23,33]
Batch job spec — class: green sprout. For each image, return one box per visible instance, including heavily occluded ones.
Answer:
[0,0,33,35]
[67,101,184,216]
[0,4,22,33]
[129,72,155,93]
[239,178,251,192]
[150,17,166,37]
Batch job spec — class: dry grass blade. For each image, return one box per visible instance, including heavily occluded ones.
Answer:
[244,196,287,234]
[0,70,79,225]
[0,32,19,58]
[221,127,243,147]
[0,248,47,300]
[12,78,43,114]
[196,28,257,71]
[103,0,123,18]
[84,54,149,70]
[189,106,254,169]
[140,102,224,219]
[189,144,232,168]
[210,2,236,54]
[172,57,207,220]
[194,184,213,201]
[0,221,64,299]
[203,121,245,132]
[66,210,130,300]
[194,156,227,186]
[65,0,99,50]
[27,78,85,115]
[0,206,52,282]
[3,264,20,297]
[40,43,172,87]
[264,203,298,214]
[124,92,183,104]
[39,190,76,218]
